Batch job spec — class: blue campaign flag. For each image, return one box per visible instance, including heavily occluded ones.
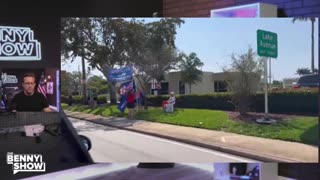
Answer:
[117,95,127,113]
[108,66,133,82]
[117,79,136,112]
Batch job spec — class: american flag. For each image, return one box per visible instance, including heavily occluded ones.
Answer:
[119,79,136,95]
[37,72,47,99]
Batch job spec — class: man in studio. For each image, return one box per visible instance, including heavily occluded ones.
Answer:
[10,73,52,112]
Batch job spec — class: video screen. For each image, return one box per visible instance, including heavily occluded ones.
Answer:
[0,68,60,112]
[0,17,92,180]
[61,17,318,164]
[1,0,320,179]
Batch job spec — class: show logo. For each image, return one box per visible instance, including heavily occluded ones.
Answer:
[0,26,41,61]
[7,152,46,174]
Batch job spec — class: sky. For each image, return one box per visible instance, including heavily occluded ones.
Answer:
[61,18,319,81]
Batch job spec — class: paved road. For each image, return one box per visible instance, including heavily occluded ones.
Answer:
[69,117,257,163]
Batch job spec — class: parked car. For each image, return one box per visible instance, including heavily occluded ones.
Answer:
[295,74,319,88]
[291,82,299,89]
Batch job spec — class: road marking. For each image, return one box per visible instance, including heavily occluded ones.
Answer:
[70,117,256,162]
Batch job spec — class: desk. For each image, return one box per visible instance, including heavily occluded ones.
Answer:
[215,175,254,180]
[0,112,60,128]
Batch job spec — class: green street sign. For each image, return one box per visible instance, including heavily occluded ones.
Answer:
[257,29,278,58]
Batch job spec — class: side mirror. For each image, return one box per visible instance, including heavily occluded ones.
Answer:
[79,135,92,151]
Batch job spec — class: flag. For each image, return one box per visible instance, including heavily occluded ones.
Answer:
[37,72,47,99]
[108,66,133,82]
[117,95,127,113]
[119,80,134,95]
[117,79,136,112]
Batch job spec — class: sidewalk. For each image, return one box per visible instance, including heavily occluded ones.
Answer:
[65,110,318,162]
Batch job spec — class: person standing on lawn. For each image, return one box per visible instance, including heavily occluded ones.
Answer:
[164,91,176,112]
[68,94,73,107]
[135,89,144,112]
[127,89,136,119]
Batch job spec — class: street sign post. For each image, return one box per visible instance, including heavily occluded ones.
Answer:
[257,29,277,123]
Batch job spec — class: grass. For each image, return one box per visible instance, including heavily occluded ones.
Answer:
[62,103,128,117]
[62,103,318,145]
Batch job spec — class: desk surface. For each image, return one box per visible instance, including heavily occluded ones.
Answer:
[0,112,60,128]
[215,175,254,180]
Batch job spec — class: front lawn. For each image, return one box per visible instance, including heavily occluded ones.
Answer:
[62,104,318,145]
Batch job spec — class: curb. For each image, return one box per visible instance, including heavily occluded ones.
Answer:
[68,114,301,163]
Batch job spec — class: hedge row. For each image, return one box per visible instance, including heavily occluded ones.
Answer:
[61,94,108,104]
[147,92,318,115]
[61,92,317,114]
[253,92,317,114]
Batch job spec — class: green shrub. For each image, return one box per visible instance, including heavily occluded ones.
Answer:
[147,93,234,111]
[147,92,317,114]
[61,95,108,104]
[73,96,84,104]
[97,94,108,104]
[61,95,84,104]
[61,103,68,109]
[61,95,68,104]
[252,92,317,114]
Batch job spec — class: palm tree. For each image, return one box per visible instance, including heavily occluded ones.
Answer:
[178,52,204,94]
[296,67,312,76]
[292,17,316,73]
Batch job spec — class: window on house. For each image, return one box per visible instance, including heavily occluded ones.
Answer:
[179,81,185,94]
[214,81,228,92]
[159,82,168,95]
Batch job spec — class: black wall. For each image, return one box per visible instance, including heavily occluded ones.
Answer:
[278,163,320,180]
[1,0,163,17]
[0,16,60,69]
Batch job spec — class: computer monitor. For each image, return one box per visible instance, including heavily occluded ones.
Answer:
[210,3,277,18]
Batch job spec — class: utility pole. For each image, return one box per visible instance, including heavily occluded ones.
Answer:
[81,57,87,104]
[269,58,272,86]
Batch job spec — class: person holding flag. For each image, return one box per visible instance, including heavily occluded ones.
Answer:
[10,73,51,112]
[111,65,138,119]
[126,88,136,119]
[117,79,136,118]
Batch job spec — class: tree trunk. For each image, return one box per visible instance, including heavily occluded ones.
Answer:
[311,19,315,73]
[136,76,149,110]
[143,91,148,110]
[81,56,87,105]
[108,81,117,105]
[102,68,117,105]
[189,83,191,94]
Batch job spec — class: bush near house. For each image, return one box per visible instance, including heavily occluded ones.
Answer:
[61,94,108,104]
[97,94,108,104]
[253,92,317,114]
[61,91,317,114]
[61,95,84,104]
[147,92,317,115]
[148,93,235,111]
